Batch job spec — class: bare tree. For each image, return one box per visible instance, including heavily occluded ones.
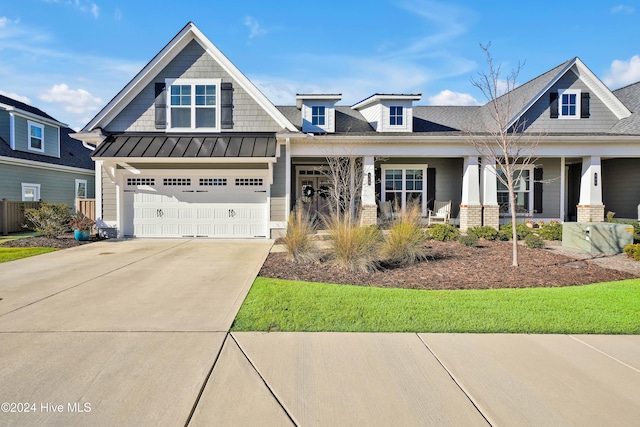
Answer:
[321,155,363,222]
[467,43,543,267]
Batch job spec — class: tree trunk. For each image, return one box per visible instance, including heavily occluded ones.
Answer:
[510,190,519,266]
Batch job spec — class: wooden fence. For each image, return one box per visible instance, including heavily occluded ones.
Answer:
[0,199,41,235]
[0,199,97,235]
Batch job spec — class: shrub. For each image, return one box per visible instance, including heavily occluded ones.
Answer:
[69,212,95,231]
[524,233,545,249]
[538,221,563,241]
[23,202,72,238]
[282,205,317,263]
[500,221,533,240]
[623,243,640,261]
[380,202,428,265]
[324,213,382,273]
[467,225,500,241]
[458,234,479,247]
[427,224,460,242]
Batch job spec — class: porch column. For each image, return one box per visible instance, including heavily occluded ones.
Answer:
[481,157,500,229]
[577,156,605,222]
[459,156,482,231]
[360,156,377,226]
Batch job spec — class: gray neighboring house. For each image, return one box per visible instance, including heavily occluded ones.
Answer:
[0,95,95,208]
[72,22,640,239]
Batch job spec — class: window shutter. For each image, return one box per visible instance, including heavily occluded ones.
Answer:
[533,167,543,214]
[221,82,234,129]
[549,92,559,118]
[581,92,590,118]
[154,83,167,129]
[426,167,436,211]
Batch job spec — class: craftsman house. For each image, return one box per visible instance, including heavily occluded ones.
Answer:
[72,22,640,238]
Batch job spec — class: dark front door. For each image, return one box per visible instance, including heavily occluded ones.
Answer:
[566,163,582,221]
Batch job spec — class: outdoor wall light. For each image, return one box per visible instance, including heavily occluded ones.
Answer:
[368,172,372,185]
[594,172,598,186]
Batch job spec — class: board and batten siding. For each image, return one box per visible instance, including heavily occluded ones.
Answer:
[12,116,60,158]
[521,70,618,133]
[0,110,10,143]
[106,40,282,133]
[602,158,640,219]
[270,145,287,222]
[0,162,94,207]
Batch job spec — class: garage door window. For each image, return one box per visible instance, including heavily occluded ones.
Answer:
[235,178,263,186]
[127,178,155,186]
[200,178,227,186]
[163,178,191,186]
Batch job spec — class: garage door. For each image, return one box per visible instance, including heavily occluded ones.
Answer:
[123,174,268,238]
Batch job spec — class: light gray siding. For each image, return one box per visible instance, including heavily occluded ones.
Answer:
[270,145,287,222]
[12,115,60,157]
[0,110,10,143]
[603,158,640,219]
[107,40,282,133]
[534,158,561,219]
[521,70,619,133]
[101,166,117,221]
[0,162,94,207]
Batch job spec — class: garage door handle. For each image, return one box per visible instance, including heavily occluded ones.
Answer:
[254,190,267,193]
[157,209,164,218]
[229,209,236,218]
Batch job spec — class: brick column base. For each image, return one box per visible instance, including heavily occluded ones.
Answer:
[360,204,378,226]
[459,205,482,232]
[482,204,500,229]
[577,205,605,223]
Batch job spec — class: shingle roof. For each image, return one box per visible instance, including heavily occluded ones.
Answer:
[276,106,375,133]
[0,127,95,170]
[610,82,640,134]
[93,133,278,158]
[0,94,60,122]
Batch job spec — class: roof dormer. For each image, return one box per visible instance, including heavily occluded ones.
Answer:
[351,94,421,132]
[296,94,342,133]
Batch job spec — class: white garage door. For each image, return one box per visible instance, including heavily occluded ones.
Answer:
[123,174,269,238]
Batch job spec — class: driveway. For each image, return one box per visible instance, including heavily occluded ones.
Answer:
[0,239,271,426]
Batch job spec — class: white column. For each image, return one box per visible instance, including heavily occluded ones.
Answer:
[560,157,566,222]
[94,160,103,226]
[461,156,480,205]
[361,156,376,205]
[481,157,498,205]
[579,156,602,205]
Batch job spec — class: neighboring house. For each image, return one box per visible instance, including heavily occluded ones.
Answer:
[72,22,640,239]
[0,95,95,208]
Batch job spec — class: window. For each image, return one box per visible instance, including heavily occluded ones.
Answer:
[27,121,44,152]
[163,178,191,186]
[75,179,87,199]
[382,166,426,214]
[497,168,533,215]
[559,89,580,119]
[311,106,326,126]
[200,178,227,186]
[390,106,403,126]
[21,183,40,201]
[127,178,155,186]
[235,178,263,186]
[167,79,219,130]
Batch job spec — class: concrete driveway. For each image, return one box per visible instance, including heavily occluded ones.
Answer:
[0,239,271,426]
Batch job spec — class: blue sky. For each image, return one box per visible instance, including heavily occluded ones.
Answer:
[1,0,639,130]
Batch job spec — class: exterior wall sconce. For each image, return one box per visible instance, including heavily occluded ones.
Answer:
[367,172,372,186]
[594,172,598,186]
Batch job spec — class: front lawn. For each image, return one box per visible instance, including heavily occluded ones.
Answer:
[231,277,640,334]
[0,247,57,263]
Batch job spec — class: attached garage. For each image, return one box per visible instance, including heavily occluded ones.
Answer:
[92,134,278,239]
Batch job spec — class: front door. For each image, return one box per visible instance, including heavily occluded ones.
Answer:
[297,175,331,218]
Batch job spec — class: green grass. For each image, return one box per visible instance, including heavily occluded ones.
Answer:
[0,247,56,263]
[0,231,38,244]
[231,277,640,334]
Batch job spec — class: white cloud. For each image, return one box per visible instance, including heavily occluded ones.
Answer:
[91,3,99,19]
[42,0,100,19]
[39,84,103,115]
[427,90,480,106]
[604,55,640,88]
[0,90,31,104]
[244,16,267,40]
[114,7,122,21]
[611,4,635,14]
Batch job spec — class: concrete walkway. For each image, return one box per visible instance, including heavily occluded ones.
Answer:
[1,240,639,425]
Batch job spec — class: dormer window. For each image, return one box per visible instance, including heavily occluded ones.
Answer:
[312,106,326,126]
[550,89,589,119]
[27,121,44,152]
[166,78,220,130]
[390,106,403,126]
[559,89,579,118]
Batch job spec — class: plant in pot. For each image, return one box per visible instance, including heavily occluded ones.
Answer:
[69,212,95,241]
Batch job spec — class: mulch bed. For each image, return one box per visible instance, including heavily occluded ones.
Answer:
[0,234,102,249]
[260,241,638,290]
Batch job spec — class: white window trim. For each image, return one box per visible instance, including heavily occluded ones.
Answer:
[497,165,534,216]
[381,165,427,216]
[75,179,88,199]
[165,78,221,132]
[389,105,405,127]
[21,183,41,202]
[558,89,581,120]
[311,106,326,126]
[27,120,45,152]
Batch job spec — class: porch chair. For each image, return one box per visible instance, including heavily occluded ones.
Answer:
[427,200,452,226]
[378,201,393,221]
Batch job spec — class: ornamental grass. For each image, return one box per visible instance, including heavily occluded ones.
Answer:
[282,204,318,263]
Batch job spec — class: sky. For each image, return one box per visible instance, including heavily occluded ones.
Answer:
[1,0,639,131]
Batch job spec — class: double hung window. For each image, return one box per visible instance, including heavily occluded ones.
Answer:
[167,79,220,130]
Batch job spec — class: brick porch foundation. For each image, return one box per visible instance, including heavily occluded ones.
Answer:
[577,205,605,223]
[459,204,482,232]
[482,204,500,229]
[360,204,378,226]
